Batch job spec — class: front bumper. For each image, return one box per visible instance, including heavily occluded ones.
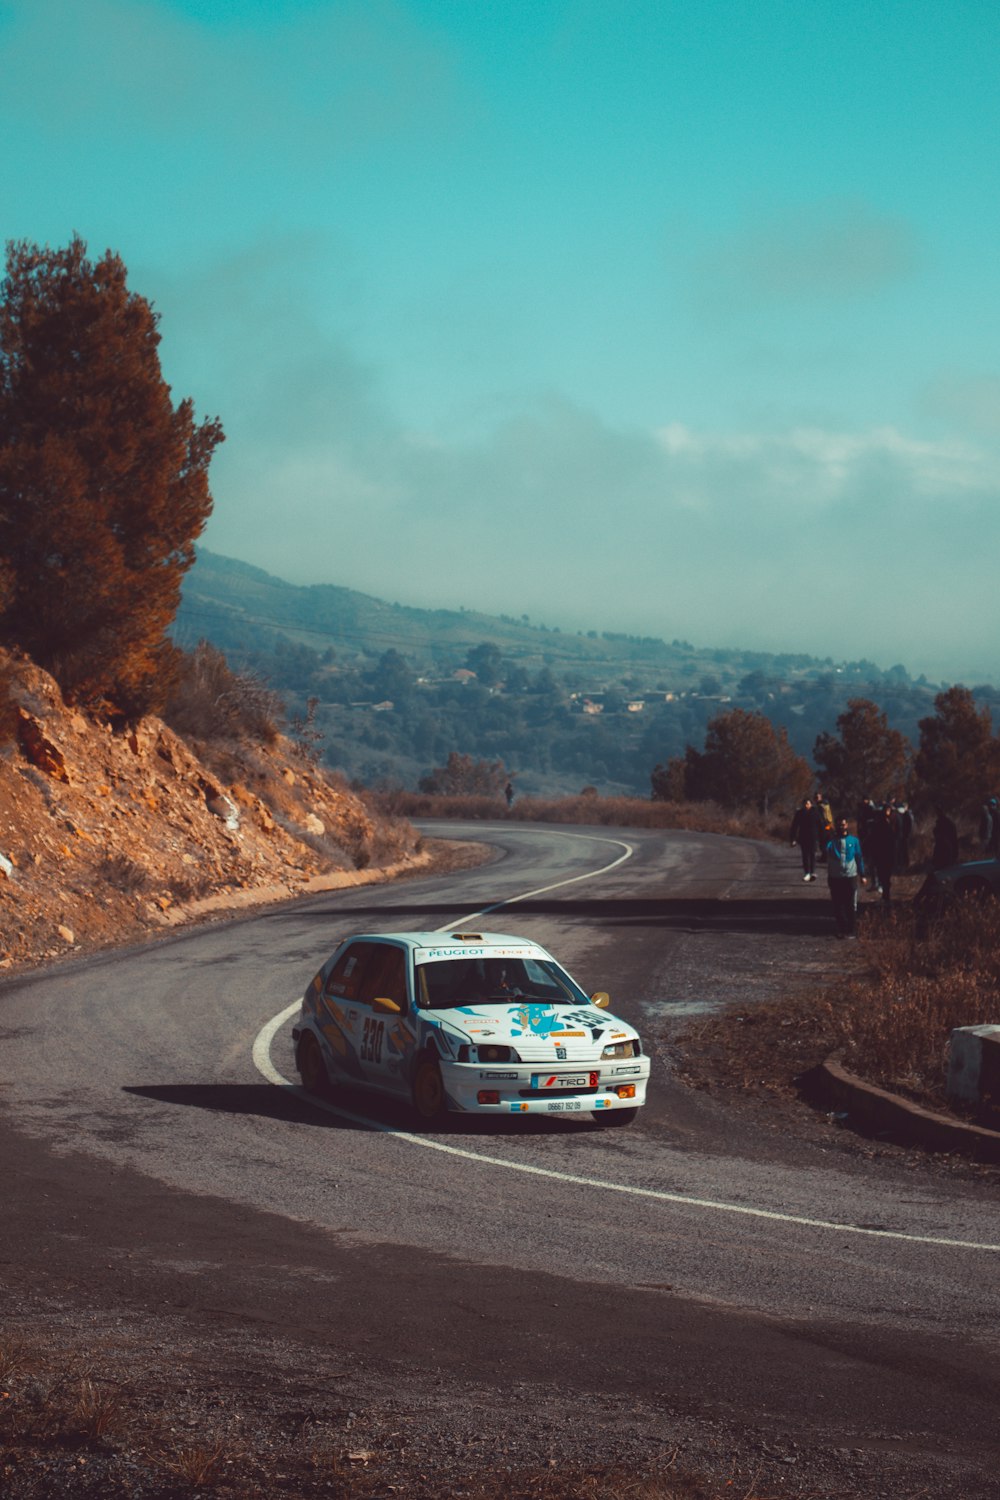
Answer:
[439,1058,650,1115]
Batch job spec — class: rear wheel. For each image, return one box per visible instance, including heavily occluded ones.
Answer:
[411,1054,446,1124]
[592,1106,638,1127]
[297,1032,330,1098]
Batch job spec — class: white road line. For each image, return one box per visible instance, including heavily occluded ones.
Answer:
[252,1001,1000,1255]
[251,829,1000,1255]
[438,830,634,930]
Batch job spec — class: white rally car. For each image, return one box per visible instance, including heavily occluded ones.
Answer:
[293,930,649,1126]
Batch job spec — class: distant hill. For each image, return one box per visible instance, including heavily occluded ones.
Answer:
[175,550,964,796]
[177,549,833,684]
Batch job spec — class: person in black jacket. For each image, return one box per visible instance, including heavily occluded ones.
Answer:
[857,795,880,891]
[869,803,899,903]
[790,797,822,882]
[931,808,959,869]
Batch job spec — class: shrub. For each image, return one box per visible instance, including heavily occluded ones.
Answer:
[99,853,149,894]
[0,651,17,746]
[163,640,283,745]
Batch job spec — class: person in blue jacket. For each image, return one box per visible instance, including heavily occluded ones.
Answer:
[825,815,867,938]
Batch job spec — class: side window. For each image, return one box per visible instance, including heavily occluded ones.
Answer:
[323,942,376,1004]
[359,944,408,1013]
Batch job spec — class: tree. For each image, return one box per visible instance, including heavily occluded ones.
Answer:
[813,698,910,810]
[913,686,1000,813]
[419,751,509,797]
[369,648,412,704]
[670,708,811,814]
[650,757,688,802]
[464,641,504,688]
[0,236,224,712]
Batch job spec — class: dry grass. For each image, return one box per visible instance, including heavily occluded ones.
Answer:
[373,790,782,842]
[816,898,1000,1107]
[153,1437,230,1486]
[0,653,18,748]
[163,640,283,746]
[677,896,1000,1118]
[98,852,149,894]
[0,1335,807,1499]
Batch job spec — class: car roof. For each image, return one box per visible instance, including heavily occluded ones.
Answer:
[335,931,546,954]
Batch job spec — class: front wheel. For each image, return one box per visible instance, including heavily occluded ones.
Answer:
[411,1054,447,1124]
[592,1106,638,1127]
[955,877,994,901]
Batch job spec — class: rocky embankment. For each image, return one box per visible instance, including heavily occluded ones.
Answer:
[0,653,424,972]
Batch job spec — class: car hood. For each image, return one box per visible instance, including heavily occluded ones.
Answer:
[426,1001,635,1061]
[936,857,1000,883]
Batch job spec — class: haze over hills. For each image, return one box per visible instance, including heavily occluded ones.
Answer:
[175,550,990,799]
[177,548,898,686]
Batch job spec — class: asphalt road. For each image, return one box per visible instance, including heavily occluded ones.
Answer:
[3,822,999,1496]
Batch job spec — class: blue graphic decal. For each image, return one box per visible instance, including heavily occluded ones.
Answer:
[507,1004,564,1038]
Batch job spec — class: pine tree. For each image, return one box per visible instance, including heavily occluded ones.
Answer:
[0,236,224,714]
[813,698,910,810]
[914,686,1000,812]
[678,708,811,814]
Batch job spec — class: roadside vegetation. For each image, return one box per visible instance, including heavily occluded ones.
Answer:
[378,786,782,842]
[0,236,223,718]
[831,899,1000,1107]
[677,896,1000,1122]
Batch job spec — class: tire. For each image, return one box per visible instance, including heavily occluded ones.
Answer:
[592,1106,638,1127]
[956,877,994,901]
[411,1053,447,1124]
[297,1032,330,1098]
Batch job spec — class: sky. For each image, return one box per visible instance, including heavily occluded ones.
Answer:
[3,0,1000,683]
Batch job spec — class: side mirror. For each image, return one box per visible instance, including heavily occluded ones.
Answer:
[372,996,402,1015]
[590,991,610,1010]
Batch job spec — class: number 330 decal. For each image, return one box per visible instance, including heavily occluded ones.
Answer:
[361,1016,385,1063]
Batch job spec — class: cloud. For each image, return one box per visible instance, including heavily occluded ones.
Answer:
[0,0,462,152]
[149,238,998,678]
[918,372,1000,438]
[690,199,920,313]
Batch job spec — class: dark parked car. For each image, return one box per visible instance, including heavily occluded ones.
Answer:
[915,857,1000,916]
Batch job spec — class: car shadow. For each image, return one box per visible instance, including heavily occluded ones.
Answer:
[122,1083,606,1137]
[276,894,836,937]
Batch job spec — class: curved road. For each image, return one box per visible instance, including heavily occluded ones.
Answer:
[2,822,999,1495]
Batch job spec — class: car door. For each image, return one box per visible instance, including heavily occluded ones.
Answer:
[317,940,379,1081]
[355,941,414,1094]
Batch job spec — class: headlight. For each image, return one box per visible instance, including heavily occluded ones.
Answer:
[477,1044,520,1063]
[601,1040,636,1059]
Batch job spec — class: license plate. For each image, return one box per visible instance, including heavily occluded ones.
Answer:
[531,1073,588,1090]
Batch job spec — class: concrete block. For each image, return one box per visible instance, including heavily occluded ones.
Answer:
[947,1025,1000,1109]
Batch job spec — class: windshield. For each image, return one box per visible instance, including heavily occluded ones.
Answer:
[416,956,587,1011]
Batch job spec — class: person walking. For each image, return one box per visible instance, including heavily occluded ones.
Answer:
[868,803,898,904]
[790,797,822,881]
[825,815,867,938]
[978,796,999,856]
[893,799,914,870]
[931,807,959,870]
[857,795,880,891]
[814,791,834,865]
